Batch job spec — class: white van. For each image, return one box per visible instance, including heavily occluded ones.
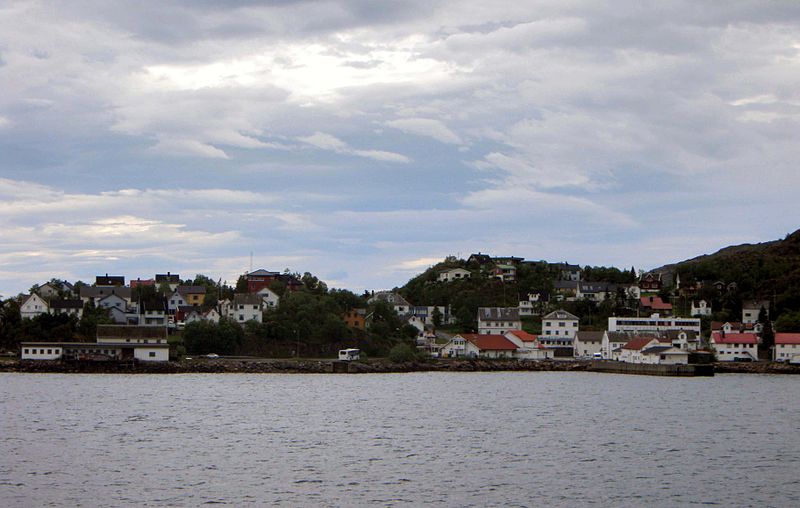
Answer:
[592,352,603,360]
[338,348,360,361]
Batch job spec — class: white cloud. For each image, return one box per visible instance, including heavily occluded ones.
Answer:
[385,117,462,144]
[298,131,410,163]
[149,137,230,159]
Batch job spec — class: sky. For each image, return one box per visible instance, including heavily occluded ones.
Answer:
[1,0,800,297]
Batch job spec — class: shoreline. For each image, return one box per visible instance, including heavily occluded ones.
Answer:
[1,358,799,375]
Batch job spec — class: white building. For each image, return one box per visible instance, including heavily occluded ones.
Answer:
[617,337,689,365]
[742,300,769,325]
[437,268,471,283]
[710,332,759,362]
[690,300,712,317]
[229,294,263,324]
[541,309,579,340]
[774,333,800,362]
[48,299,84,319]
[574,331,604,358]
[185,307,221,325]
[257,287,280,309]
[368,291,412,315]
[440,334,518,359]
[518,292,547,316]
[608,314,701,335]
[504,331,552,359]
[20,293,49,319]
[21,325,170,362]
[478,307,522,335]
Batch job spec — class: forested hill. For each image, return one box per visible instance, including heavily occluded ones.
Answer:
[654,229,800,315]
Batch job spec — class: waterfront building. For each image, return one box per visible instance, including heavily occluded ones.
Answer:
[574,331,604,358]
[773,333,800,362]
[478,307,521,335]
[608,314,701,335]
[21,325,170,362]
[541,309,579,341]
[710,332,759,362]
[440,334,518,358]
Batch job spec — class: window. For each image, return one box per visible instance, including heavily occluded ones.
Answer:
[239,315,244,321]
[149,352,156,358]
[239,305,244,310]
[24,349,29,354]
[47,349,52,354]
[559,322,565,327]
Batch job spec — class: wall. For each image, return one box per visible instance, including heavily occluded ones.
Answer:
[134,348,169,362]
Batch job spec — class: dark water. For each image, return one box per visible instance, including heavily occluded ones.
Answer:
[1,372,798,507]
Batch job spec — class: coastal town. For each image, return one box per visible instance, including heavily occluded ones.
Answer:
[4,250,800,372]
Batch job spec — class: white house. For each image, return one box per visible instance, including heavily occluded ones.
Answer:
[574,331,604,358]
[440,334,519,359]
[617,337,661,363]
[742,300,769,324]
[518,292,548,316]
[477,307,522,335]
[98,293,129,314]
[48,299,84,319]
[710,332,759,362]
[185,307,221,325]
[167,290,188,313]
[690,300,712,317]
[541,309,579,340]
[79,286,131,306]
[229,294,263,324]
[20,293,49,319]
[257,287,280,309]
[603,331,633,360]
[608,315,701,335]
[21,325,170,362]
[774,333,800,362]
[368,291,412,315]
[639,345,690,365]
[438,268,471,283]
[505,331,552,359]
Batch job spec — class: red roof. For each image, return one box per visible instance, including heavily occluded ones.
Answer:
[711,332,758,345]
[622,337,657,351]
[506,330,538,342]
[461,334,518,351]
[775,333,800,345]
[640,296,672,310]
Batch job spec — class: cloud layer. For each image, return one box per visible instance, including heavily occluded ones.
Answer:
[1,1,799,295]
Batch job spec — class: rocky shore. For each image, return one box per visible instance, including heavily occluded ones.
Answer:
[2,358,799,375]
[0,358,592,374]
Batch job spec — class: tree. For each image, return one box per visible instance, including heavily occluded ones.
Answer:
[431,307,443,328]
[775,310,800,332]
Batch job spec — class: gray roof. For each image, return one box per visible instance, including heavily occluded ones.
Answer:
[478,307,520,321]
[247,269,280,277]
[368,291,412,308]
[233,293,262,305]
[96,325,167,340]
[49,299,83,310]
[642,346,678,355]
[553,280,578,290]
[177,285,206,295]
[543,309,579,321]
[575,331,604,342]
[80,286,132,300]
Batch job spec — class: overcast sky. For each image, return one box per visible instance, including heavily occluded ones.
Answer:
[1,0,799,296]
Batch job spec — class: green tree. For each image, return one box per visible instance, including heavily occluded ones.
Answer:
[431,307,442,328]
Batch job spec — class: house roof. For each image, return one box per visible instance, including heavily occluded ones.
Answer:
[177,285,206,295]
[155,273,181,282]
[553,280,578,290]
[641,345,676,355]
[80,286,131,300]
[711,332,759,345]
[95,274,125,286]
[640,296,672,310]
[543,309,579,321]
[96,325,167,340]
[742,300,770,310]
[506,330,538,342]
[247,269,280,277]
[467,253,492,265]
[233,293,262,305]
[49,299,83,310]
[460,334,518,351]
[607,331,633,342]
[575,331,604,342]
[368,291,412,308]
[775,333,800,345]
[622,337,657,351]
[478,307,520,321]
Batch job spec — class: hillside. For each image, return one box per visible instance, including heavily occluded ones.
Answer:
[654,229,800,317]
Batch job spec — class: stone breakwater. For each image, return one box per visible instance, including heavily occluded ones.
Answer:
[2,358,798,375]
[0,358,591,374]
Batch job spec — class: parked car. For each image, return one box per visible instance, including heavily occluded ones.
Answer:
[205,353,219,359]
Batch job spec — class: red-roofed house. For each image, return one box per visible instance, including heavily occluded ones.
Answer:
[774,333,800,363]
[617,337,660,363]
[504,331,552,359]
[640,296,672,316]
[440,333,519,359]
[710,332,759,362]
